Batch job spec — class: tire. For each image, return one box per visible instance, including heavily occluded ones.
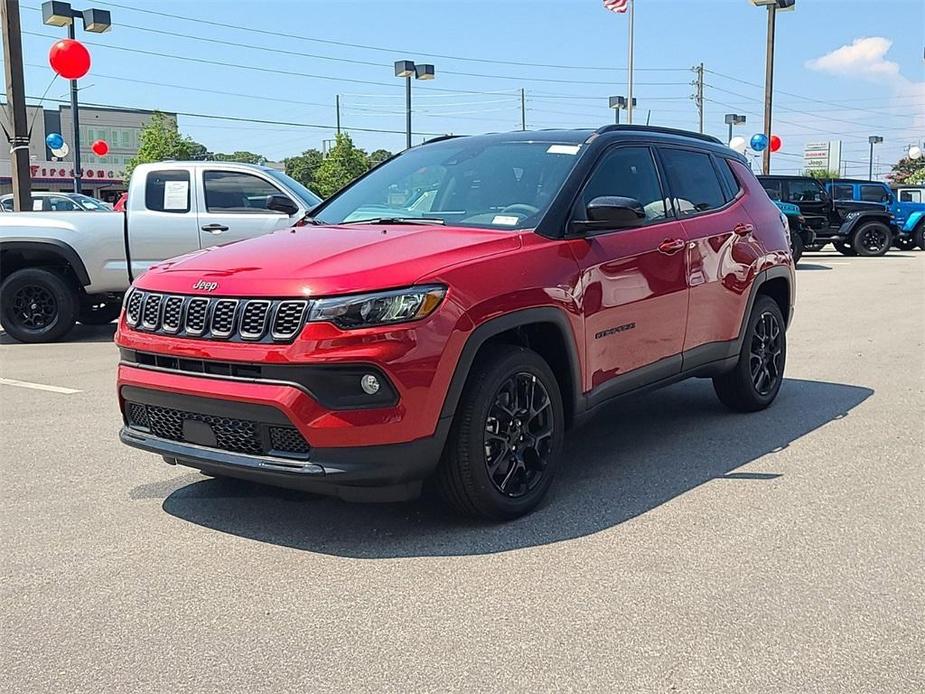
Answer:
[435,344,565,520]
[833,240,857,257]
[78,296,122,325]
[0,268,78,343]
[713,295,786,413]
[914,223,925,251]
[852,222,891,257]
[894,237,916,251]
[790,231,804,265]
[804,241,827,252]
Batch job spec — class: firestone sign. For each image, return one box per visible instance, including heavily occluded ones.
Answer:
[29,162,120,182]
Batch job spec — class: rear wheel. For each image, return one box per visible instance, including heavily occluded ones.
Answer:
[852,222,891,257]
[78,295,122,325]
[895,237,916,251]
[713,295,786,412]
[0,268,78,343]
[790,231,804,264]
[435,344,565,520]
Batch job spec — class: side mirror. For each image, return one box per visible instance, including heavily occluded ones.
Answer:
[266,194,299,216]
[571,196,646,233]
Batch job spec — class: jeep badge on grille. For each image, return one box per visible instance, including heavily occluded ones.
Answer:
[192,279,219,292]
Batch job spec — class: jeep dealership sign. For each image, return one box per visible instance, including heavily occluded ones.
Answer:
[803,141,842,173]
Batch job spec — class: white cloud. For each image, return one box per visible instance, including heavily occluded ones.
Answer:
[806,37,900,81]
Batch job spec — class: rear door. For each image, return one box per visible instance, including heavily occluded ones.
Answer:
[785,178,836,226]
[568,144,688,392]
[196,169,301,246]
[656,148,764,356]
[127,168,201,276]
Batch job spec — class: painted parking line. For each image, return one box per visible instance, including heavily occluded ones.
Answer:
[0,377,82,395]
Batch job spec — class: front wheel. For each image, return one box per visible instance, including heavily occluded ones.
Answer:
[435,345,565,520]
[0,268,78,343]
[713,295,786,412]
[833,240,857,256]
[894,237,916,251]
[852,222,891,257]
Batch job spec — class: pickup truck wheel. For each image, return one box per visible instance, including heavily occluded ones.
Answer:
[790,231,804,264]
[0,268,78,343]
[713,295,786,412]
[833,240,857,256]
[78,297,122,325]
[852,222,891,257]
[435,344,564,520]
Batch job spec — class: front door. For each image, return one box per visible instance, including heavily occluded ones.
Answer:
[568,145,689,394]
[196,169,300,247]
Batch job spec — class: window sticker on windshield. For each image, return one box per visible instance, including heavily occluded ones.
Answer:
[547,144,581,155]
[32,199,43,211]
[492,215,520,226]
[163,180,189,210]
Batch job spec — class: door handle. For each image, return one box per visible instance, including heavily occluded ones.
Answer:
[657,238,686,255]
[733,222,754,236]
[201,224,229,234]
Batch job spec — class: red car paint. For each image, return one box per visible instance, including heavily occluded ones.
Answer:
[115,128,794,502]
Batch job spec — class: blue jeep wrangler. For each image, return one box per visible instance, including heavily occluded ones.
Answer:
[826,180,925,251]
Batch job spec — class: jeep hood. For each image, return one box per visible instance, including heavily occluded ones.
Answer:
[136,224,522,297]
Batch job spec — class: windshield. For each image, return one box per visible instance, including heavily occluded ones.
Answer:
[69,194,110,211]
[314,139,582,230]
[265,168,322,209]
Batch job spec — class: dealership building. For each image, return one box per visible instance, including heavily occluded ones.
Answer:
[0,104,176,203]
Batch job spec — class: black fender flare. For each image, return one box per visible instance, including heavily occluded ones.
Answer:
[0,238,91,287]
[735,265,793,344]
[838,212,894,239]
[438,306,583,422]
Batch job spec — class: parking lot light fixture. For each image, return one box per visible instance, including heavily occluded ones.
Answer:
[724,113,747,143]
[608,96,636,125]
[394,59,436,150]
[868,135,883,180]
[750,0,795,174]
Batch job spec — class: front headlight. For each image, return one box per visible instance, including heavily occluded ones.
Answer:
[308,285,446,329]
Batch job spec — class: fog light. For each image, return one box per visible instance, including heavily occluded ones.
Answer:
[360,374,381,395]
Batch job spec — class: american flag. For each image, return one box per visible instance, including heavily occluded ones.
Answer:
[603,0,629,13]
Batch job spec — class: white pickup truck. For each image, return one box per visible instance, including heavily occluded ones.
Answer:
[0,161,321,342]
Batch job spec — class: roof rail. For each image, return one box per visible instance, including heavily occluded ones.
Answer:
[594,124,723,145]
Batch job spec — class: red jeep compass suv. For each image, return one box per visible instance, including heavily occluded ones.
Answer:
[117,126,794,520]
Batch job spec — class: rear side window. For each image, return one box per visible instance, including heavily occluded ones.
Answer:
[203,171,282,213]
[861,184,888,203]
[761,179,783,201]
[899,189,921,203]
[577,146,668,223]
[46,196,80,211]
[714,157,741,202]
[788,179,825,203]
[659,148,726,215]
[831,184,853,200]
[145,170,191,213]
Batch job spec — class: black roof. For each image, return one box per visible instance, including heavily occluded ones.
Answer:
[829,178,882,185]
[757,174,822,181]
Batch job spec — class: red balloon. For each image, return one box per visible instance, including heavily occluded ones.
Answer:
[91,140,109,156]
[48,39,91,80]
[770,135,782,153]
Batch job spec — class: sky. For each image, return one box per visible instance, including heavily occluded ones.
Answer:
[8,0,925,178]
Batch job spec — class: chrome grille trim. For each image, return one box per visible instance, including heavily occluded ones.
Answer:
[271,300,308,340]
[126,291,309,343]
[141,294,163,330]
[239,300,271,341]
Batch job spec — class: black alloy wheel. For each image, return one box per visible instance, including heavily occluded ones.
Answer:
[0,267,78,343]
[852,222,891,257]
[12,284,57,330]
[483,372,555,498]
[749,311,784,397]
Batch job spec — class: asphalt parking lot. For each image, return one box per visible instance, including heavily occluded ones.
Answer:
[1,251,923,693]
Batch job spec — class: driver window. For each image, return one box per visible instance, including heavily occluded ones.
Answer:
[203,171,286,213]
[578,146,667,223]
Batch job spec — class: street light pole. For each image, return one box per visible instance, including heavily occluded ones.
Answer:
[405,74,411,150]
[394,60,435,150]
[762,3,776,175]
[66,20,82,192]
[725,113,746,144]
[868,135,883,180]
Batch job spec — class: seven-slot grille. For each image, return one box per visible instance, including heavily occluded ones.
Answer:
[124,289,308,343]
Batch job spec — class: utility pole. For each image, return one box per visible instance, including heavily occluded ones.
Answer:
[520,88,526,131]
[762,3,776,175]
[694,62,704,134]
[335,94,341,135]
[1,0,33,211]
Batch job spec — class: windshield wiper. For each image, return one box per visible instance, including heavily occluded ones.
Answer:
[340,217,446,225]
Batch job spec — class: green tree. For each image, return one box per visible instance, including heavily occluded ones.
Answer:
[125,112,197,178]
[213,151,268,165]
[367,148,393,168]
[887,155,925,186]
[284,148,324,189]
[186,140,212,161]
[803,169,840,180]
[313,133,369,197]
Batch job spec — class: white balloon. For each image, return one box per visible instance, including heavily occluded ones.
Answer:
[728,136,748,154]
[909,145,923,160]
[51,143,69,158]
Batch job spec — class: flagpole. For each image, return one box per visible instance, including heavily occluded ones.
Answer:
[626,0,634,124]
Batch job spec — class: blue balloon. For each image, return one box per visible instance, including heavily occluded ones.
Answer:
[750,133,769,151]
[46,133,64,150]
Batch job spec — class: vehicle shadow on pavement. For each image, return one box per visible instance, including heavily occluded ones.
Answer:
[159,377,872,558]
[0,323,116,345]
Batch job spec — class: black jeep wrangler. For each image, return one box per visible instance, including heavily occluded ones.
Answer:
[758,175,895,257]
